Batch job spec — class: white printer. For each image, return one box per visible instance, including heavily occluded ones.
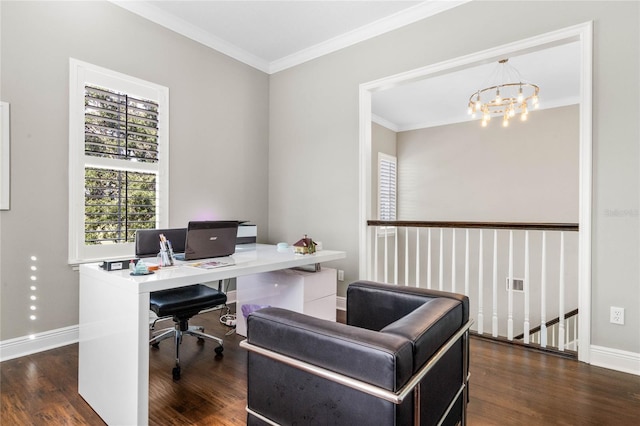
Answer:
[237,223,257,245]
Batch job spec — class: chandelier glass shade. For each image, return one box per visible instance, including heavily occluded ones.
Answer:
[467,59,540,127]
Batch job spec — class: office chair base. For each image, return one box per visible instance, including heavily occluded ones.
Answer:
[150,324,224,379]
[173,366,181,380]
[150,325,209,345]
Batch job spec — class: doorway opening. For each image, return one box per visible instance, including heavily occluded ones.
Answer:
[358,22,593,362]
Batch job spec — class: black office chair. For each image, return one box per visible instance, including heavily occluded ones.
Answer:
[135,228,226,380]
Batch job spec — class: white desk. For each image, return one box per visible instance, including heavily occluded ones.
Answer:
[78,244,346,425]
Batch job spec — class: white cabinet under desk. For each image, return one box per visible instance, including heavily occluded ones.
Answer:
[236,267,336,336]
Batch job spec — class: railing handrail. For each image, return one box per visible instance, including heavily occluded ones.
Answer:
[367,220,579,232]
[514,308,579,340]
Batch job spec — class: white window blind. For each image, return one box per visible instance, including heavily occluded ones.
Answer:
[84,85,159,245]
[378,153,397,221]
[69,59,169,264]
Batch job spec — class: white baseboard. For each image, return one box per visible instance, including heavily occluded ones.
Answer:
[0,325,79,362]
[590,345,640,376]
[336,296,346,311]
[0,291,239,363]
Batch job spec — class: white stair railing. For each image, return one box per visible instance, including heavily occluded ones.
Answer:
[367,220,579,354]
[525,309,579,352]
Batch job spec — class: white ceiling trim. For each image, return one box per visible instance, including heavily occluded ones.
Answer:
[111,0,470,75]
[371,114,400,132]
[394,96,582,132]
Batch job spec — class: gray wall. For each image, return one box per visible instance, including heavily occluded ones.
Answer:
[397,105,579,222]
[0,1,269,340]
[268,1,639,354]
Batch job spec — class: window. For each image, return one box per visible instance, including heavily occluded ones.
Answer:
[378,153,397,226]
[69,59,169,263]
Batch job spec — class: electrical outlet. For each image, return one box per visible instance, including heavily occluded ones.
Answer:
[337,270,344,281]
[610,306,625,325]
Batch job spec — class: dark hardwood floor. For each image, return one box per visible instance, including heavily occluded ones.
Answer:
[2,309,639,425]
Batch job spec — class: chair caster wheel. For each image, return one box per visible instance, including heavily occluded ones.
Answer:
[151,343,159,349]
[172,366,181,380]
[215,346,224,356]
[197,337,205,344]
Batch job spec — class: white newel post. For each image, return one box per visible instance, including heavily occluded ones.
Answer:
[524,231,531,344]
[540,231,548,348]
[492,230,498,338]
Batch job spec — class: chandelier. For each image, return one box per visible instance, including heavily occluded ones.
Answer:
[467,59,540,127]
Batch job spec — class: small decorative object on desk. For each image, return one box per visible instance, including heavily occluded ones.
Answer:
[293,234,316,255]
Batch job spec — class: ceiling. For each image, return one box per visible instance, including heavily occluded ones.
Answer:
[113,0,464,74]
[112,0,581,131]
[372,41,581,131]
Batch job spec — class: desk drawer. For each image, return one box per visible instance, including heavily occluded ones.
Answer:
[304,294,336,321]
[303,267,336,302]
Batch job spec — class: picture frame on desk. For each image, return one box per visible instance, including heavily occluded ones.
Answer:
[0,101,10,210]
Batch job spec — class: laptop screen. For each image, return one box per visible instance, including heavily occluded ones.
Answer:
[184,221,239,261]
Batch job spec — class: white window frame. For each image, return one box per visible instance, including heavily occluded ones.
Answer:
[68,59,169,264]
[377,152,397,236]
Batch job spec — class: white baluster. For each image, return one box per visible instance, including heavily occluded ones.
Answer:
[439,229,444,291]
[558,232,566,351]
[384,226,388,283]
[477,229,484,335]
[507,230,514,340]
[415,229,420,287]
[451,229,457,292]
[427,229,432,289]
[464,229,470,296]
[540,231,547,348]
[405,227,409,286]
[394,225,398,285]
[572,313,579,351]
[373,226,379,282]
[492,230,498,338]
[524,231,530,344]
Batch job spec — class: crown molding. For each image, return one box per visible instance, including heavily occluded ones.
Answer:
[111,1,470,75]
[391,96,581,132]
[372,114,400,132]
[268,0,471,74]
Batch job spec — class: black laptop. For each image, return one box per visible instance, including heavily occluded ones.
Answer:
[183,221,239,261]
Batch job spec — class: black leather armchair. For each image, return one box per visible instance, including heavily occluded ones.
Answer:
[241,280,471,425]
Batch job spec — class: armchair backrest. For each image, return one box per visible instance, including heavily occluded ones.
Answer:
[346,280,469,331]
